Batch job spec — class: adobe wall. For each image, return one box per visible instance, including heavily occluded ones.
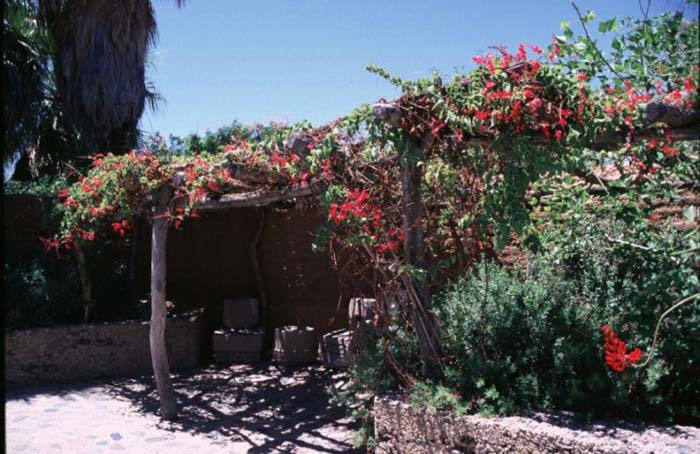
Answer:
[5,310,203,384]
[133,204,366,353]
[4,195,368,356]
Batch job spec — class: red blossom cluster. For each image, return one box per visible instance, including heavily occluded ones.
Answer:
[328,189,380,225]
[111,219,132,237]
[327,189,404,256]
[375,228,404,254]
[467,44,576,139]
[601,325,642,372]
[39,236,72,253]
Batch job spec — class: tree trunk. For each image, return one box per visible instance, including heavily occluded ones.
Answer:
[400,148,443,378]
[73,241,93,323]
[150,187,177,420]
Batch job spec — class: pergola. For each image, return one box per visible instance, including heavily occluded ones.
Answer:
[146,100,700,419]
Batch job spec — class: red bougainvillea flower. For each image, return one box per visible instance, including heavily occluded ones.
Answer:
[601,325,642,372]
[207,181,221,192]
[111,219,132,238]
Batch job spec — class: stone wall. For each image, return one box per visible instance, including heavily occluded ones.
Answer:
[5,310,203,384]
[373,393,700,454]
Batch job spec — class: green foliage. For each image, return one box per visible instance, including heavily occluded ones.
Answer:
[3,0,85,179]
[4,256,83,330]
[4,174,69,196]
[409,380,469,414]
[434,211,699,421]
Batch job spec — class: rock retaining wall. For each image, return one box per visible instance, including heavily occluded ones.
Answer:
[373,393,700,454]
[5,310,203,384]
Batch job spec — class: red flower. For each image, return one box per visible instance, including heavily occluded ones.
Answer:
[601,325,642,372]
[429,118,446,136]
[662,145,679,157]
[489,90,511,100]
[57,188,70,199]
[474,109,490,121]
[529,44,543,54]
[207,181,221,192]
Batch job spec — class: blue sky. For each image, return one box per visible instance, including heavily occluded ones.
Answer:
[141,0,683,137]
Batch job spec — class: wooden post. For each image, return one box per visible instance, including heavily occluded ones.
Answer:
[372,101,444,377]
[150,186,178,420]
[400,147,443,378]
[73,241,93,323]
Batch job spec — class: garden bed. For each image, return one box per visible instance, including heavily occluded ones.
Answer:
[5,309,203,384]
[373,393,700,454]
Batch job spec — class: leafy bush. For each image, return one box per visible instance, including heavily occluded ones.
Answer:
[434,216,699,422]
[4,256,83,330]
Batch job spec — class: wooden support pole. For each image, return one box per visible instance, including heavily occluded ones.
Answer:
[400,143,444,378]
[73,241,93,323]
[373,101,444,377]
[150,186,178,420]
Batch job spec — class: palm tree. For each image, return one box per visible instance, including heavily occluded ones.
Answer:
[39,0,164,152]
[3,0,82,180]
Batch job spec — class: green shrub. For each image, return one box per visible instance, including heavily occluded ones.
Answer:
[434,217,700,422]
[4,256,83,330]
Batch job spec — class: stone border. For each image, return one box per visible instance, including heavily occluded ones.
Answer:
[5,310,204,384]
[373,393,700,453]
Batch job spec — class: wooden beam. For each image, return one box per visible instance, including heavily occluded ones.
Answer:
[150,186,178,420]
[196,183,323,211]
[646,102,700,128]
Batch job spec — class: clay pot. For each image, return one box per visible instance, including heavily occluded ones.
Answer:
[349,298,376,328]
[273,325,316,365]
[222,298,259,329]
[318,329,353,368]
[213,327,264,363]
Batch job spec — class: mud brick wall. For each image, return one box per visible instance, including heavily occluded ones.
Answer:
[4,195,372,358]
[5,311,203,384]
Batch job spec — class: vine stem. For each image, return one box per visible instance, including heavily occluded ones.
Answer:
[634,292,700,369]
[570,1,641,96]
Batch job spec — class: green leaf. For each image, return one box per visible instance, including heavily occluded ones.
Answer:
[583,10,596,24]
[598,17,618,33]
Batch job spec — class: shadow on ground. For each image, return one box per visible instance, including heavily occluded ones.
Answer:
[98,363,362,453]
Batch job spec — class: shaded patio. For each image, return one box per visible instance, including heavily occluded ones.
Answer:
[6,363,362,453]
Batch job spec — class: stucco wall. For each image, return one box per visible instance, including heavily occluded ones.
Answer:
[5,310,203,384]
[373,394,700,454]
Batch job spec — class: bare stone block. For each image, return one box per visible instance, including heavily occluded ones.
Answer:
[222,298,259,329]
